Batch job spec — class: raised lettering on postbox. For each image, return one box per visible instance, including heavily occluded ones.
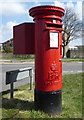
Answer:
[48,61,59,81]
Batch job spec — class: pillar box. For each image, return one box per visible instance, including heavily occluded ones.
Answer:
[13,5,64,116]
[29,5,64,115]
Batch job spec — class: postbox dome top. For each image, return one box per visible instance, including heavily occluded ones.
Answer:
[29,5,65,20]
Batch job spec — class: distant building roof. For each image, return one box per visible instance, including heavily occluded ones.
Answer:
[69,46,78,50]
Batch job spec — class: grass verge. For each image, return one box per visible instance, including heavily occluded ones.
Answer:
[62,60,84,62]
[1,73,83,119]
[1,56,34,60]
[1,56,84,61]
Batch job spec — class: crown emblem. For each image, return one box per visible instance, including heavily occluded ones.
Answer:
[50,61,58,71]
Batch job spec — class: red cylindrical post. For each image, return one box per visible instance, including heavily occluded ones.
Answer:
[29,5,64,115]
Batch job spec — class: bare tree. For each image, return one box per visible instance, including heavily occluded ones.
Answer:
[62,8,82,57]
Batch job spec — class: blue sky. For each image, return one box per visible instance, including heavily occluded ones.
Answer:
[0,0,83,46]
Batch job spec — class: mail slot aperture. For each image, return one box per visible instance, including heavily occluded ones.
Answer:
[47,23,62,28]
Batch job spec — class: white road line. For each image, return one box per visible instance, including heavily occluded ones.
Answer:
[77,70,84,73]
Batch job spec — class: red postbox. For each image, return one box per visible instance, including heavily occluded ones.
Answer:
[29,5,64,115]
[13,5,64,115]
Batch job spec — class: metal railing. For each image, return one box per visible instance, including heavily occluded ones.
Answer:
[6,67,33,99]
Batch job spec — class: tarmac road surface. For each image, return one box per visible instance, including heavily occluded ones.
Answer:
[0,62,83,92]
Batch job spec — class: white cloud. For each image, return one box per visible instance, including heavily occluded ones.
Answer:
[0,21,18,43]
[66,2,74,8]
[0,2,27,15]
[64,1,82,21]
[0,1,82,45]
[69,38,82,46]
[0,28,3,43]
[54,1,65,9]
[0,0,43,2]
[75,1,82,21]
[0,0,27,2]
